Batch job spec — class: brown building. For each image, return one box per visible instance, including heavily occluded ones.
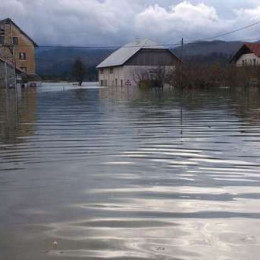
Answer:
[0,18,38,75]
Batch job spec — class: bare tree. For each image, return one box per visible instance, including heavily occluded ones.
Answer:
[132,66,171,88]
[72,59,86,86]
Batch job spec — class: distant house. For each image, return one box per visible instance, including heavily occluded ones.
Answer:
[97,39,181,87]
[231,43,260,66]
[0,18,40,87]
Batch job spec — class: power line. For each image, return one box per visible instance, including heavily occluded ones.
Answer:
[192,20,260,42]
[36,19,260,49]
[1,20,260,50]
[3,42,182,49]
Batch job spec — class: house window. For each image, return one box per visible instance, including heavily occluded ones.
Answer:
[115,78,118,87]
[19,52,26,60]
[100,68,104,74]
[13,37,18,45]
[20,67,27,72]
[121,80,123,87]
[100,80,104,86]
[0,24,4,32]
[110,67,113,74]
[0,36,4,44]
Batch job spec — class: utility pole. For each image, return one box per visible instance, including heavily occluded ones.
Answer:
[4,60,8,90]
[1,19,17,89]
[181,38,184,60]
[10,20,17,90]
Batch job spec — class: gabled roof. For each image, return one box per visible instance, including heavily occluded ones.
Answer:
[0,18,38,47]
[97,39,174,68]
[245,43,260,57]
[230,43,260,63]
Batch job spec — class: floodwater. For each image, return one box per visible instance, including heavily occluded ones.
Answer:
[1,83,260,260]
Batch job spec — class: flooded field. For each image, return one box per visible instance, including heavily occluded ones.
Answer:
[1,83,260,260]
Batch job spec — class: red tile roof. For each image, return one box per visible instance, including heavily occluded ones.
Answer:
[244,43,260,57]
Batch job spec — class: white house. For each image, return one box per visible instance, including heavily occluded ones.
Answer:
[231,43,260,66]
[97,39,181,87]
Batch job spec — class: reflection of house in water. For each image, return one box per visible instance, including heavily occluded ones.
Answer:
[230,87,260,124]
[97,39,181,87]
[0,88,37,144]
[99,85,138,102]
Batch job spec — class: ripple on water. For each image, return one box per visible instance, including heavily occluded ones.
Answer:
[1,86,260,259]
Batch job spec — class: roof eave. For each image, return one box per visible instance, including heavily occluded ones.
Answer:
[0,18,38,47]
[97,64,124,69]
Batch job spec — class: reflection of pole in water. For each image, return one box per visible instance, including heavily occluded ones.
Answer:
[180,39,184,138]
[180,89,183,137]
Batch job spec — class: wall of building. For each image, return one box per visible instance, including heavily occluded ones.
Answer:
[125,49,179,66]
[98,66,125,87]
[0,61,17,88]
[0,21,36,74]
[236,53,260,67]
[124,65,175,87]
[98,65,176,87]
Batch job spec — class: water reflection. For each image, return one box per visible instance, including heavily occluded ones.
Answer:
[1,84,260,260]
[0,88,37,144]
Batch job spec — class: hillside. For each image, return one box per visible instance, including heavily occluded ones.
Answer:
[36,48,115,80]
[36,40,245,80]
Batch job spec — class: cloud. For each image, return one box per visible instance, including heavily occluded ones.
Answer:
[0,0,260,46]
[135,1,260,42]
[135,2,225,41]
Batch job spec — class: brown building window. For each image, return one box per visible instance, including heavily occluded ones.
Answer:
[13,37,18,45]
[0,24,4,32]
[19,52,26,60]
[0,36,4,44]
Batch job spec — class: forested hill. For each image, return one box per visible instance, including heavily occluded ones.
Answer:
[173,40,243,65]
[36,47,115,80]
[35,40,245,80]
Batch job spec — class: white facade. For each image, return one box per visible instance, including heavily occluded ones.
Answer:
[99,66,124,87]
[236,53,260,67]
[97,39,180,87]
[98,65,176,87]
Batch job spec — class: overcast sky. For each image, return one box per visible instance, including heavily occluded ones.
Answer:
[1,0,260,46]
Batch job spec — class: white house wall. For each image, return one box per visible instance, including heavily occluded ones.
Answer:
[99,66,125,87]
[99,65,175,87]
[123,65,175,87]
[236,53,260,66]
